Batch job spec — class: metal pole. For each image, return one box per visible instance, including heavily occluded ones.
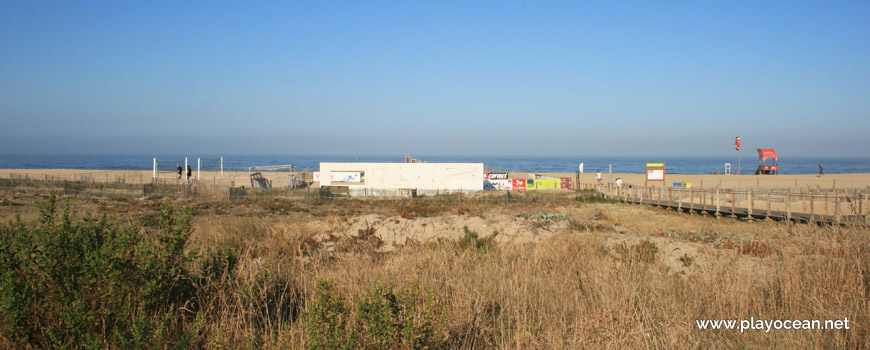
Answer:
[220,156,224,176]
[609,164,612,191]
[197,158,201,180]
[152,158,157,179]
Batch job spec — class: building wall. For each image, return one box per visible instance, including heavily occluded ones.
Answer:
[318,162,483,192]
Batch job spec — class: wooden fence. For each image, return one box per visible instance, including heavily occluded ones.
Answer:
[590,183,870,225]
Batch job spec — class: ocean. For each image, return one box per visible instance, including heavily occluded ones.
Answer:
[0,154,868,175]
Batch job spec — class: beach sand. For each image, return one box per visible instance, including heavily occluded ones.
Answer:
[2,169,870,190]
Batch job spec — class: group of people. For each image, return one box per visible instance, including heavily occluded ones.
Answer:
[176,163,192,183]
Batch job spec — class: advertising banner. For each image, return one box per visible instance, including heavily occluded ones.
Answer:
[484,172,509,180]
[331,172,362,183]
[533,178,560,190]
[511,179,526,190]
[560,177,573,190]
[484,179,512,190]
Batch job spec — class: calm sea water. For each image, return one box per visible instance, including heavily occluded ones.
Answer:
[0,154,868,175]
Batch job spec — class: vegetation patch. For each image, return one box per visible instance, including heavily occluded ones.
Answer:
[303,280,444,350]
[616,240,659,264]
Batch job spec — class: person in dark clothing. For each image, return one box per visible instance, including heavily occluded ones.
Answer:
[186,165,192,183]
[176,163,182,179]
[818,164,824,177]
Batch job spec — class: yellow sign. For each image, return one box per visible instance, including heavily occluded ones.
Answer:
[646,162,665,168]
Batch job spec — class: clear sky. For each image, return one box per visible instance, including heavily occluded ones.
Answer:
[1,1,868,157]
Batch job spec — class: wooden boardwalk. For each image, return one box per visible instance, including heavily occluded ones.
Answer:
[595,185,870,226]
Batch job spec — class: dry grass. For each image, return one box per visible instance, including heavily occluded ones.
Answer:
[181,198,869,348]
[2,192,868,348]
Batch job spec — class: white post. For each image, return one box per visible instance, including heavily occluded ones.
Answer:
[197,158,201,180]
[152,158,157,179]
[220,156,224,176]
[184,157,188,182]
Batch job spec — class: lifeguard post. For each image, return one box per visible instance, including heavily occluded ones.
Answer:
[755,149,779,175]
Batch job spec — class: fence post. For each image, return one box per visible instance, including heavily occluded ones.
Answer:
[824,191,829,220]
[689,188,694,214]
[701,188,706,214]
[786,190,792,222]
[731,190,737,218]
[766,190,771,219]
[747,190,754,220]
[864,194,869,226]
[834,191,840,225]
[715,188,720,217]
[810,190,815,224]
[678,188,682,212]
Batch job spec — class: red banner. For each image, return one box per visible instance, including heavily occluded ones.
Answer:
[511,179,526,190]
[560,177,573,190]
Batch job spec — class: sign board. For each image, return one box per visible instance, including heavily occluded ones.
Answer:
[511,179,526,190]
[735,136,741,151]
[330,171,362,183]
[484,172,508,180]
[484,179,512,190]
[645,162,665,183]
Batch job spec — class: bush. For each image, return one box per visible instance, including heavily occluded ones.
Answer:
[303,281,357,350]
[456,226,497,252]
[356,280,442,349]
[303,280,444,350]
[0,193,199,348]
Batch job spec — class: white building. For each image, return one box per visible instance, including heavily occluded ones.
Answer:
[317,162,483,196]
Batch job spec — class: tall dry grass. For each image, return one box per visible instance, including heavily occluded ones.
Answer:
[185,199,868,349]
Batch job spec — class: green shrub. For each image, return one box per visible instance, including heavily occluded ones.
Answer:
[0,193,199,349]
[457,226,497,252]
[303,281,357,350]
[303,280,444,350]
[356,280,442,350]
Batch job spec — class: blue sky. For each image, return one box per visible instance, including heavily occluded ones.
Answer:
[1,1,868,156]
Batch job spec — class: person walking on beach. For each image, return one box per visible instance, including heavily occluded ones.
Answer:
[596,171,602,184]
[186,165,192,183]
[818,164,824,177]
[176,163,182,179]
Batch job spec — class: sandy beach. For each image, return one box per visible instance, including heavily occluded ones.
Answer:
[2,168,870,190]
